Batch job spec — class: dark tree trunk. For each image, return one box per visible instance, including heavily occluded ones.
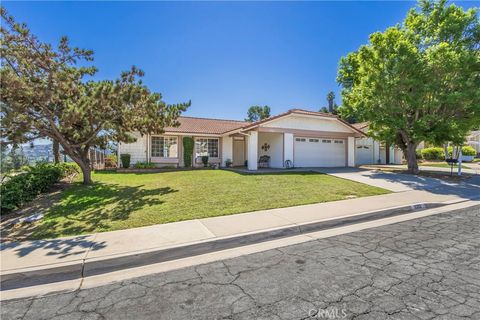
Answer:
[405,143,419,174]
[52,140,61,164]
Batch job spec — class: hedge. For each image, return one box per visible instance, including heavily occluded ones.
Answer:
[0,162,79,215]
[420,146,477,160]
[420,147,445,160]
[183,137,194,168]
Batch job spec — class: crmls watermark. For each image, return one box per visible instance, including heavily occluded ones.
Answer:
[308,307,348,319]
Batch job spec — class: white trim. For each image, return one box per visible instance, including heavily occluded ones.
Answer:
[150,135,179,159]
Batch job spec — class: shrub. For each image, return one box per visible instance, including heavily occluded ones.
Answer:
[201,156,209,167]
[134,162,157,169]
[105,154,117,168]
[460,146,476,156]
[225,159,233,168]
[120,153,131,168]
[0,163,75,214]
[421,147,445,160]
[183,137,194,167]
[58,162,80,178]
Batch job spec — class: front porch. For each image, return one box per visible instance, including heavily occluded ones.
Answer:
[238,131,357,171]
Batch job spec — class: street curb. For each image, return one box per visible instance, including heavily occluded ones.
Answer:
[2,200,478,291]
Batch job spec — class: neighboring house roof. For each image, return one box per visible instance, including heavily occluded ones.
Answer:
[352,122,369,133]
[163,116,248,135]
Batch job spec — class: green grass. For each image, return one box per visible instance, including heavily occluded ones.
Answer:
[29,170,389,239]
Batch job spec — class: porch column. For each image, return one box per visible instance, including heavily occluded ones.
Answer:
[348,136,356,167]
[283,133,294,167]
[247,131,258,170]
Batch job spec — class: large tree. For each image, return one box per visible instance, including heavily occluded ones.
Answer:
[245,105,271,122]
[337,0,480,173]
[0,8,190,184]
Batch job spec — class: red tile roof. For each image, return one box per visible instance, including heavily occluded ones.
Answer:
[164,109,365,136]
[164,116,248,135]
[352,122,369,133]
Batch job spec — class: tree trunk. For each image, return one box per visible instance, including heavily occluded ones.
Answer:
[405,143,419,174]
[52,140,61,164]
[77,159,93,185]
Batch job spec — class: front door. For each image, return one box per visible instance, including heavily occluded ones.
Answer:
[233,138,245,166]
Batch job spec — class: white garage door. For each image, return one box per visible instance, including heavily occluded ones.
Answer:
[294,137,346,167]
[355,138,375,165]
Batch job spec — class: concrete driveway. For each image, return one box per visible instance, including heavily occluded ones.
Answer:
[316,167,480,200]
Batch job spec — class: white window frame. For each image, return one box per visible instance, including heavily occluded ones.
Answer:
[195,138,219,158]
[151,136,178,158]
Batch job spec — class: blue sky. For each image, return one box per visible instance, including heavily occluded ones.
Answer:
[4,1,478,121]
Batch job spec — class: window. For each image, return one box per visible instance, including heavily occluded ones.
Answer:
[334,140,344,144]
[309,139,319,143]
[151,136,178,158]
[296,138,306,142]
[195,138,219,158]
[322,139,332,143]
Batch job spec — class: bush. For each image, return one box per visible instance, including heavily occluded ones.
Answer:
[183,137,194,168]
[120,154,131,168]
[0,163,76,214]
[201,156,209,167]
[105,154,117,168]
[134,162,156,169]
[225,159,233,168]
[460,146,476,156]
[58,162,80,178]
[421,147,445,160]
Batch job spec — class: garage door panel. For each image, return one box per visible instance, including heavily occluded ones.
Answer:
[294,137,346,167]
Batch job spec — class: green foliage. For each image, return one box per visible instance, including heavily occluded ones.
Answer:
[134,162,156,169]
[0,9,190,184]
[120,154,131,168]
[225,159,233,168]
[420,146,477,160]
[0,163,78,214]
[421,147,445,160]
[182,137,194,168]
[201,156,209,167]
[105,154,117,168]
[460,146,476,156]
[57,162,80,178]
[245,105,271,122]
[337,0,480,173]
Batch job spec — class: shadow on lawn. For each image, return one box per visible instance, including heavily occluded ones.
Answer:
[1,182,177,258]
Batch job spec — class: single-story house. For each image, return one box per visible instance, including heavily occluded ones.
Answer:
[118,109,403,170]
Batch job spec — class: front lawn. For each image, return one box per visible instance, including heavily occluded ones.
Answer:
[12,170,389,239]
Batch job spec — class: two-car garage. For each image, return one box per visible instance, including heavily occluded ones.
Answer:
[294,137,346,167]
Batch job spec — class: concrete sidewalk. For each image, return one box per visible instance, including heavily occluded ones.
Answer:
[0,190,462,275]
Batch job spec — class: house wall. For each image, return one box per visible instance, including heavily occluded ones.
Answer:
[118,132,147,166]
[263,115,353,133]
[222,136,233,167]
[257,132,284,168]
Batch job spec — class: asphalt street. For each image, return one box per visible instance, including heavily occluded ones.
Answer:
[2,205,480,320]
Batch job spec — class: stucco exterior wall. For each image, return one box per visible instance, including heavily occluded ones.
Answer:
[263,115,352,133]
[257,132,284,168]
[118,132,147,166]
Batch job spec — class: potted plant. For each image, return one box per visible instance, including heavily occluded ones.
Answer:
[201,156,209,167]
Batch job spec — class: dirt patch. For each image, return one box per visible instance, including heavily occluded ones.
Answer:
[0,180,72,242]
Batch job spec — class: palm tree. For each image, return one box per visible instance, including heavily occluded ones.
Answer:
[327,91,335,112]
